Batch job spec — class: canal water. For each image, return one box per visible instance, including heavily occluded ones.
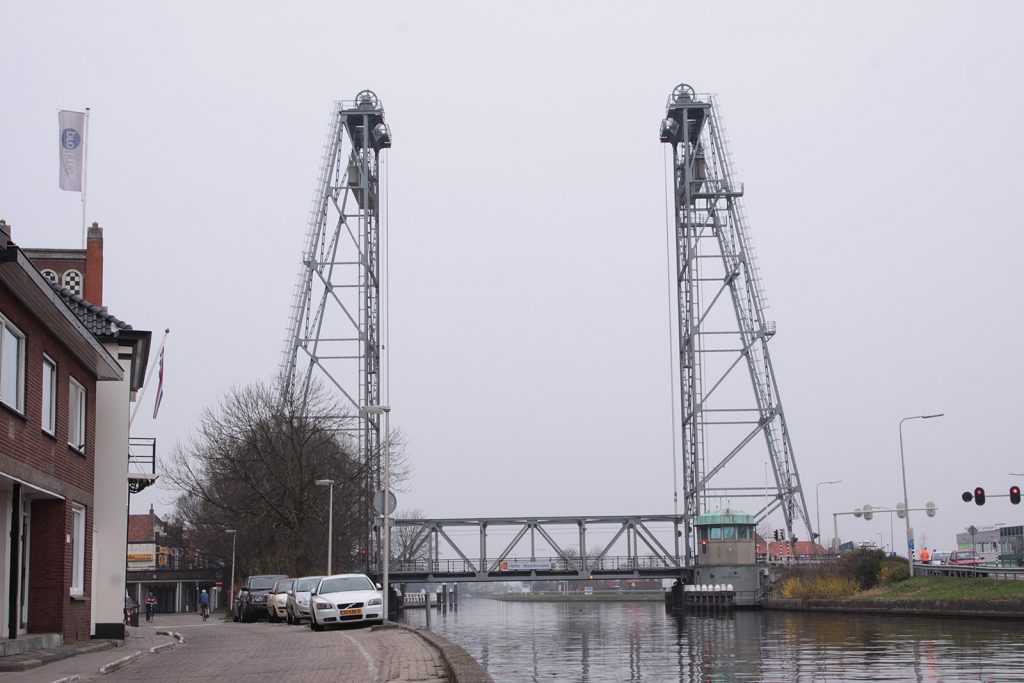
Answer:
[399,598,1024,682]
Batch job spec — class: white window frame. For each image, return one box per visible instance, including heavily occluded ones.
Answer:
[42,355,57,434]
[70,504,86,596]
[68,378,86,452]
[0,316,26,413]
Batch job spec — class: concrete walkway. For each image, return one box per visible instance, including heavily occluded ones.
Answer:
[1,614,185,683]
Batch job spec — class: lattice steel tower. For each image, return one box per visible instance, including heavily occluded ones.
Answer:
[281,90,392,545]
[659,84,812,564]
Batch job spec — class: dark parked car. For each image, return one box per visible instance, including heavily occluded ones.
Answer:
[234,574,288,622]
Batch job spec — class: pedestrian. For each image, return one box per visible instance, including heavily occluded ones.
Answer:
[920,547,931,564]
[145,591,157,622]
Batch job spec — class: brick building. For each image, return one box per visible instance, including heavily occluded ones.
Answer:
[0,221,150,643]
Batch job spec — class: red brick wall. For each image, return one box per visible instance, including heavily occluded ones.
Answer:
[0,280,97,494]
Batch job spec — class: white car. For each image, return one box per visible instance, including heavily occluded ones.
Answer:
[309,574,383,630]
[267,578,294,622]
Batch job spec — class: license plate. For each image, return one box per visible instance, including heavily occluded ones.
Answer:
[342,608,362,615]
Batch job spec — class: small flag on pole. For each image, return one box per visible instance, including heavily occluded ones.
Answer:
[152,347,165,419]
[58,110,87,192]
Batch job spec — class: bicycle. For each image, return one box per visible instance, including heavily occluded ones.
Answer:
[145,603,156,623]
[201,605,210,622]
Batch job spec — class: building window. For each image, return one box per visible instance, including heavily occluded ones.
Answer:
[40,269,58,284]
[62,269,83,295]
[0,317,25,413]
[71,504,86,596]
[69,378,86,451]
[42,356,57,434]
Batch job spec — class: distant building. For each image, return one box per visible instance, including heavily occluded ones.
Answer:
[956,524,1023,564]
[126,505,223,612]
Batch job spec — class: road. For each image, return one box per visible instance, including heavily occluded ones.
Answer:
[104,616,449,683]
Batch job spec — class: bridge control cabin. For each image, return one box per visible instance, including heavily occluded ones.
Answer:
[697,509,757,566]
[690,509,767,607]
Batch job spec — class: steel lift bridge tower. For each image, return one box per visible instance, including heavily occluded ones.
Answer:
[659,84,812,564]
[281,90,392,557]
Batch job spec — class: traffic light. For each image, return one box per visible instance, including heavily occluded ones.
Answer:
[974,487,986,506]
[962,491,973,503]
[773,530,779,541]
[701,538,708,553]
[1011,486,1021,505]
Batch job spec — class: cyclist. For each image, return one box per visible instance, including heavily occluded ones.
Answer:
[145,591,157,623]
[199,589,210,621]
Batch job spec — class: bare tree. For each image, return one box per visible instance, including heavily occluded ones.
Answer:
[165,380,406,577]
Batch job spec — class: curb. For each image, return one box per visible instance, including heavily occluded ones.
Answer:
[155,630,186,644]
[49,676,80,683]
[97,651,145,675]
[394,623,494,683]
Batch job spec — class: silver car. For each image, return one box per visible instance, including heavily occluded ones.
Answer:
[286,575,322,624]
[309,574,383,631]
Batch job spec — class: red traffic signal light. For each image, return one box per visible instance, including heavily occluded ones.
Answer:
[700,538,708,553]
[974,487,986,506]
[1011,486,1021,505]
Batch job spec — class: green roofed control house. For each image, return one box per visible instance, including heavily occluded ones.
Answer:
[692,509,768,606]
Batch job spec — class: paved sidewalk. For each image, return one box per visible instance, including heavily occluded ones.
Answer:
[1,614,187,683]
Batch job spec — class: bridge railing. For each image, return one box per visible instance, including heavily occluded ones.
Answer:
[387,554,683,576]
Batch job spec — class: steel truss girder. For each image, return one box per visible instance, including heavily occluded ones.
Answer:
[660,84,812,564]
[281,91,392,569]
[375,515,686,583]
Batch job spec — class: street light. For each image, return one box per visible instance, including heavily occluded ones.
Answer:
[899,413,944,577]
[226,529,237,615]
[316,479,335,575]
[362,404,391,624]
[815,480,841,555]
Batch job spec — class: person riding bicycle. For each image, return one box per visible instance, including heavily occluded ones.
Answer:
[199,589,210,619]
[145,591,157,622]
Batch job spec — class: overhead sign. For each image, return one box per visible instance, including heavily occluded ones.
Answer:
[499,561,552,571]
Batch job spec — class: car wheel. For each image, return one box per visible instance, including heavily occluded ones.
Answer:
[268,609,278,623]
[242,606,253,623]
[310,613,324,632]
[287,609,294,625]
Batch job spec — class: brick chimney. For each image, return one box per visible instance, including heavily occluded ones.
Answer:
[84,222,103,305]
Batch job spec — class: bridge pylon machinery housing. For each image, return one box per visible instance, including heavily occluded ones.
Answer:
[659,84,812,564]
[281,90,392,567]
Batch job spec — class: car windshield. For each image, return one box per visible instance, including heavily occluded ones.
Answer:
[276,579,294,592]
[296,577,322,592]
[249,577,279,590]
[319,576,375,594]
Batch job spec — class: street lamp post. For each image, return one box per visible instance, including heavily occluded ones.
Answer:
[316,479,336,575]
[363,404,392,624]
[899,413,944,578]
[815,480,841,555]
[226,529,237,615]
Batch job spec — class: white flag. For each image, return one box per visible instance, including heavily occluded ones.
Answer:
[58,110,86,192]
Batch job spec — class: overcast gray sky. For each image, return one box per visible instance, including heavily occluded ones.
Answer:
[2,1,1023,554]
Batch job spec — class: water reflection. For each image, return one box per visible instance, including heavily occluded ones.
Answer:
[400,598,1024,682]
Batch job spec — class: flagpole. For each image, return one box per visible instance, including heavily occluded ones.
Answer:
[130,328,170,430]
[81,107,90,248]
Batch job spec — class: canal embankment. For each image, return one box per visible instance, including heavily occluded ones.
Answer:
[767,575,1024,619]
